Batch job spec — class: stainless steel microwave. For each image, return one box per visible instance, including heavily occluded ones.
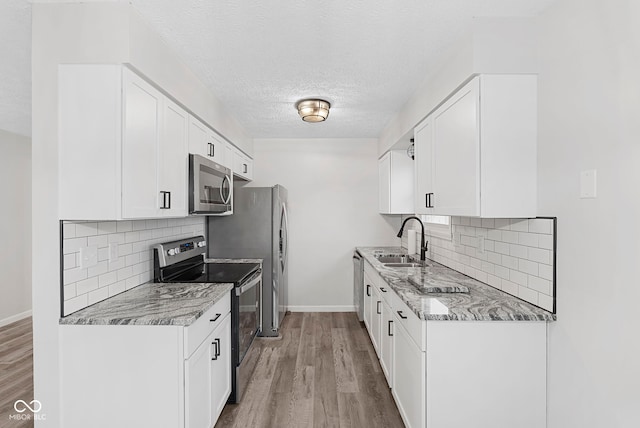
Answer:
[189,154,232,215]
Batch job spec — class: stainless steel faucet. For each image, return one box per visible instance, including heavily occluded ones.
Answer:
[397,216,428,261]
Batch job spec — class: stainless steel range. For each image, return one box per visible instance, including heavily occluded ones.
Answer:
[153,236,261,403]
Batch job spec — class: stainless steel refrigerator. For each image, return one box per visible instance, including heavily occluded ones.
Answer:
[207,185,288,337]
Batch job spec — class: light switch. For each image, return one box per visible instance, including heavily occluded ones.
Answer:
[580,169,597,198]
[80,245,98,268]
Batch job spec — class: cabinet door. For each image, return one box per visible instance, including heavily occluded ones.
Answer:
[363,273,373,331]
[233,148,253,181]
[431,77,480,216]
[159,98,189,217]
[370,285,382,356]
[209,132,227,167]
[392,321,426,428]
[378,152,391,213]
[122,69,162,219]
[188,116,209,158]
[414,117,434,215]
[185,332,213,428]
[210,313,232,423]
[380,299,394,385]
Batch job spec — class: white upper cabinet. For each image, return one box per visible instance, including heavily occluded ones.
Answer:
[414,75,537,218]
[232,146,253,181]
[59,65,188,220]
[379,150,414,214]
[188,115,228,167]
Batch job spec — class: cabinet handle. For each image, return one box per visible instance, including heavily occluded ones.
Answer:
[243,163,248,174]
[160,191,171,209]
[425,193,434,208]
[380,287,387,293]
[210,313,221,322]
[388,320,393,336]
[366,284,371,297]
[376,301,381,315]
[211,339,220,360]
[397,310,408,319]
[208,142,215,157]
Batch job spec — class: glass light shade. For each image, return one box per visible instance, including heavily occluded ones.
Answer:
[296,99,330,122]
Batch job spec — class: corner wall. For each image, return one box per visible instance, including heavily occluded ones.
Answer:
[0,129,31,325]
[537,0,640,426]
[251,139,400,310]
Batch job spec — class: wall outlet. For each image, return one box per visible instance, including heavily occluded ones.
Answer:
[477,236,485,254]
[108,243,119,262]
[80,245,98,268]
[580,169,597,198]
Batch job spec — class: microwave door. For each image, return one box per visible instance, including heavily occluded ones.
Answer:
[190,154,232,214]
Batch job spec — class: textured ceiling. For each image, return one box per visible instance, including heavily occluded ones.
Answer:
[0,0,557,140]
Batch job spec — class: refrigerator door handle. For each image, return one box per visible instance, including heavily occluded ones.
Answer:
[281,203,289,271]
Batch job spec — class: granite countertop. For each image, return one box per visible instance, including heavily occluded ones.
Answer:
[59,282,234,326]
[357,246,556,322]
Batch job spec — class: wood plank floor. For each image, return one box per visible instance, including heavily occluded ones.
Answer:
[0,317,34,428]
[216,312,405,428]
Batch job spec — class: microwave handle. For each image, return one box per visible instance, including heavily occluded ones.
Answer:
[221,175,231,204]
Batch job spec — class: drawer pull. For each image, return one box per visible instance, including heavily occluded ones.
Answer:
[380,287,387,293]
[211,338,220,360]
[376,301,381,315]
[366,284,371,297]
[210,313,222,322]
[397,310,408,320]
[388,320,393,336]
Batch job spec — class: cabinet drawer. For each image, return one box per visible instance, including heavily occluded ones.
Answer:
[376,276,394,306]
[392,292,426,352]
[364,260,378,280]
[184,291,231,358]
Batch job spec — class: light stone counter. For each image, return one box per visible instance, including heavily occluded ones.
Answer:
[357,246,555,322]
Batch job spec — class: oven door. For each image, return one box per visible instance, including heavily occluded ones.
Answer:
[189,154,232,214]
[236,274,261,363]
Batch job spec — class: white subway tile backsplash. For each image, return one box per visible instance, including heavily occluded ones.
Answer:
[539,264,553,281]
[62,217,206,315]
[529,247,551,264]
[116,221,133,233]
[495,241,510,255]
[98,221,117,235]
[518,286,538,305]
[88,235,108,248]
[528,218,552,234]
[63,253,76,270]
[76,276,99,294]
[509,244,528,259]
[87,260,108,277]
[75,222,98,237]
[502,230,519,244]
[538,234,554,250]
[407,216,555,312]
[510,269,528,287]
[518,232,539,248]
[63,237,87,254]
[510,220,529,232]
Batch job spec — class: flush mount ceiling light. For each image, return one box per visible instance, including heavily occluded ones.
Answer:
[296,99,331,123]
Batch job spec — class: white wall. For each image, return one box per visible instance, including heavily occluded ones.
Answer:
[0,129,31,325]
[537,0,640,426]
[252,139,400,310]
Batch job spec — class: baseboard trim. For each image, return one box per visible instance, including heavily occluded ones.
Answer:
[288,305,355,312]
[0,309,32,328]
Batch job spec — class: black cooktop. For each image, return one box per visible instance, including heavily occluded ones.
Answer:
[159,260,260,285]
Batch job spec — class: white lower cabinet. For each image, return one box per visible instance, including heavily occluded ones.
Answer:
[60,293,232,428]
[361,260,547,428]
[185,312,231,428]
[393,319,426,428]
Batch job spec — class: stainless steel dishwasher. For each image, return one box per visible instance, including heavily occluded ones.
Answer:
[353,250,364,321]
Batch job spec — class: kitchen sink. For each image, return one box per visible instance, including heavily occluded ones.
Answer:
[383,262,423,268]
[376,256,410,263]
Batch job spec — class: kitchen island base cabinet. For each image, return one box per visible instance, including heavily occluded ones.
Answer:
[60,294,231,428]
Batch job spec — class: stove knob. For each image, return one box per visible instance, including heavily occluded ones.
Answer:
[167,249,176,256]
[197,241,206,248]
[174,247,181,254]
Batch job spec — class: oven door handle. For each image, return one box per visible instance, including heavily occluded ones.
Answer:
[236,274,261,297]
